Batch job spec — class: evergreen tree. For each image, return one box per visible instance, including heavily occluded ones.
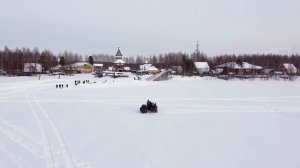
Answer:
[88,56,94,65]
[59,56,65,66]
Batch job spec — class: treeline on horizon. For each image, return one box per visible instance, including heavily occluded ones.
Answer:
[0,46,300,74]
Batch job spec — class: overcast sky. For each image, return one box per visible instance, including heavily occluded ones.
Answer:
[0,0,300,56]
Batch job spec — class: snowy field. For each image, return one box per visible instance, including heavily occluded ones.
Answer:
[0,74,300,168]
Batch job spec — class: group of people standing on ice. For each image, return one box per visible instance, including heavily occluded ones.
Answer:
[75,79,90,85]
[55,79,92,89]
[56,84,68,89]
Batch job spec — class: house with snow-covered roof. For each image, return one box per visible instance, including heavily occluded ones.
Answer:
[93,63,104,73]
[24,63,42,73]
[139,62,160,75]
[194,62,210,76]
[71,62,94,73]
[279,63,298,75]
[215,61,263,75]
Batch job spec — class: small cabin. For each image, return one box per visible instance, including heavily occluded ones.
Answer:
[215,62,262,75]
[279,63,297,75]
[24,63,42,73]
[194,62,210,76]
[72,62,94,73]
[94,64,104,73]
[139,63,160,75]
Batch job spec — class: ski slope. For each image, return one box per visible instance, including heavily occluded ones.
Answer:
[0,74,300,168]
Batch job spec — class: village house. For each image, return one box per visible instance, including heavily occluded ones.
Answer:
[194,62,210,76]
[138,62,160,75]
[215,61,263,76]
[24,63,42,73]
[50,65,64,75]
[93,64,104,73]
[279,63,298,75]
[72,62,94,73]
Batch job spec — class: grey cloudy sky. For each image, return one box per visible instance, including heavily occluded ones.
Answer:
[0,0,300,56]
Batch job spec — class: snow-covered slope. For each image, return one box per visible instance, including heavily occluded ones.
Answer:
[0,75,300,168]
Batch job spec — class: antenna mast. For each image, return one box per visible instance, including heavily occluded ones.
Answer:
[195,41,200,53]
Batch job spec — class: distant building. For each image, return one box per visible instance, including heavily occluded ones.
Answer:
[139,63,160,75]
[123,66,131,72]
[215,62,262,75]
[171,66,183,74]
[50,65,63,74]
[279,63,297,74]
[113,47,126,72]
[24,63,42,73]
[262,69,275,75]
[94,64,104,73]
[103,47,131,77]
[140,63,151,71]
[72,62,94,73]
[148,66,160,74]
[0,70,6,76]
[194,62,210,75]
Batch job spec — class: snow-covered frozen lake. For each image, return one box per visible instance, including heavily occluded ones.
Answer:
[0,74,300,168]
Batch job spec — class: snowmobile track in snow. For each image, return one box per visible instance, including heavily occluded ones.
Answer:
[33,96,76,168]
[0,123,42,158]
[0,143,24,168]
[23,86,77,168]
[27,96,56,168]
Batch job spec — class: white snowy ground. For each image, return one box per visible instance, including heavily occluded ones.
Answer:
[0,74,300,168]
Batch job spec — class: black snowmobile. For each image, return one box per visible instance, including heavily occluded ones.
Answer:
[140,100,158,113]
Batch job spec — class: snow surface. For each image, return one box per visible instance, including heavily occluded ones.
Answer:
[0,74,300,168]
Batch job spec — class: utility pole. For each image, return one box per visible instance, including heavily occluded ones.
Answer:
[195,41,200,53]
[195,41,200,61]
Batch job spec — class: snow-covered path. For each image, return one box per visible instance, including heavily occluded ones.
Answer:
[0,75,300,168]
